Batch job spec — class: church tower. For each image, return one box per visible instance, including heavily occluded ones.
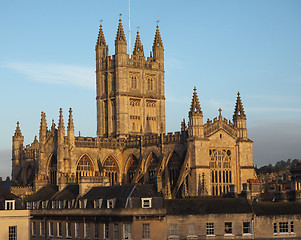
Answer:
[96,19,166,138]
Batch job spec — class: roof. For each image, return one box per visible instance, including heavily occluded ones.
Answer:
[0,181,14,191]
[81,184,162,208]
[24,184,58,202]
[0,186,23,210]
[165,197,252,215]
[51,184,79,201]
[251,202,301,215]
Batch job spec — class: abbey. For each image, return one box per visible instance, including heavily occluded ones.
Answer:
[11,19,257,198]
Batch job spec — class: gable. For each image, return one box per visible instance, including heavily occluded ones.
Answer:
[208,129,236,148]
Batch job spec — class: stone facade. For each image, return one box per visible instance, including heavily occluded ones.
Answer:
[11,19,257,197]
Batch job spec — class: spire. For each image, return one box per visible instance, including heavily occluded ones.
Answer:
[39,112,47,142]
[115,18,126,43]
[96,22,106,47]
[189,87,202,114]
[233,92,246,120]
[58,108,65,133]
[153,24,163,48]
[14,121,23,137]
[68,108,74,132]
[132,30,144,57]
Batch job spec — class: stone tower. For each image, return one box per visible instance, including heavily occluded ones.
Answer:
[96,19,166,138]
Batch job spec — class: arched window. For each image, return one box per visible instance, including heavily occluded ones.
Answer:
[209,149,232,195]
[126,154,139,183]
[48,154,57,185]
[103,156,119,185]
[146,153,159,179]
[167,152,181,186]
[77,155,94,177]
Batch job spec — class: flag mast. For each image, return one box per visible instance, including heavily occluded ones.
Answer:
[128,0,131,58]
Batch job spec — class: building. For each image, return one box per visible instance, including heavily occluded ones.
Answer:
[0,186,30,240]
[26,184,301,240]
[11,18,257,198]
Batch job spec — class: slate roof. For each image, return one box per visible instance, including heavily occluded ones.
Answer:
[0,181,14,191]
[251,202,301,215]
[80,184,162,208]
[24,184,58,202]
[0,186,23,210]
[165,197,252,215]
[51,184,79,201]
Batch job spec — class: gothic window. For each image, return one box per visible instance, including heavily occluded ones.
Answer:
[147,78,153,90]
[103,156,119,185]
[146,153,159,179]
[77,155,94,177]
[131,76,137,89]
[209,149,232,195]
[167,152,182,186]
[48,154,57,185]
[125,154,139,183]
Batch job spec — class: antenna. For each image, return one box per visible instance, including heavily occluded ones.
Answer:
[129,0,131,58]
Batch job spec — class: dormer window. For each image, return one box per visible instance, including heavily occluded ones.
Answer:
[141,198,152,208]
[32,201,37,210]
[5,200,15,210]
[51,201,57,209]
[79,199,87,209]
[107,199,115,209]
[59,201,64,209]
[41,201,46,209]
[94,199,102,208]
[26,202,32,210]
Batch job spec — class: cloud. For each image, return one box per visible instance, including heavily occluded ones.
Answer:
[3,62,95,89]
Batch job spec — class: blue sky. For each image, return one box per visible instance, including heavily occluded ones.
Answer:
[0,0,301,178]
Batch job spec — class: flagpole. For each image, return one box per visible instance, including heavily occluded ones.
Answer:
[129,0,131,58]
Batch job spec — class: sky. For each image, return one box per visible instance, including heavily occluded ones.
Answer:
[0,0,301,178]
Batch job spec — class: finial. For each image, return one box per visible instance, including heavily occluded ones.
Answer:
[193,86,197,92]
[17,121,19,126]
[100,19,103,24]
[156,20,159,27]
[119,13,122,20]
[237,91,240,96]
[79,131,81,137]
[218,108,222,115]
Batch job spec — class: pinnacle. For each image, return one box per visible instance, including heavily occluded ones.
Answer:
[14,121,22,137]
[115,18,126,42]
[96,22,106,46]
[233,91,246,118]
[190,87,202,114]
[68,107,74,131]
[58,108,65,131]
[153,25,163,48]
[133,30,144,56]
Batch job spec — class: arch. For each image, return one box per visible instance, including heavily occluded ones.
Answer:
[124,154,139,184]
[102,155,119,186]
[48,154,57,185]
[76,154,95,177]
[166,151,182,187]
[144,152,159,180]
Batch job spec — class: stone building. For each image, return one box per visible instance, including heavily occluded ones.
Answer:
[11,18,257,197]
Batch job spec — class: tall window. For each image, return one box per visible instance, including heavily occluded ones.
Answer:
[66,223,72,238]
[126,154,139,183]
[274,222,278,234]
[103,156,119,185]
[146,153,159,179]
[225,222,233,234]
[206,223,215,236]
[40,222,45,236]
[210,149,232,195]
[77,155,94,177]
[104,223,109,239]
[49,222,54,237]
[291,221,295,233]
[9,226,17,240]
[84,223,89,238]
[48,154,57,185]
[75,223,80,238]
[169,224,178,236]
[243,222,251,234]
[123,224,131,240]
[57,222,62,237]
[142,223,150,239]
[32,222,36,236]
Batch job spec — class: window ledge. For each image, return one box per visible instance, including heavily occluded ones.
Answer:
[168,235,179,239]
[206,235,216,237]
[242,233,252,236]
[224,234,234,236]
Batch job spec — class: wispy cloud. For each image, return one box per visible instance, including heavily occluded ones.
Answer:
[3,62,95,89]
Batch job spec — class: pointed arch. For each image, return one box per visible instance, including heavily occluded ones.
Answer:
[124,154,139,184]
[102,155,119,186]
[76,154,95,177]
[144,152,159,180]
[166,151,182,187]
[47,154,57,185]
